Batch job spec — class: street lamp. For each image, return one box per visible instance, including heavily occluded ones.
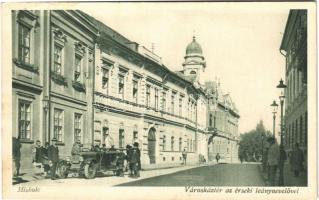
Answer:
[270,100,279,137]
[276,78,286,186]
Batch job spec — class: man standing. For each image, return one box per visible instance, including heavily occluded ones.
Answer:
[182,149,187,165]
[12,137,21,177]
[267,137,280,186]
[215,153,221,163]
[42,142,50,176]
[33,140,44,167]
[125,145,133,176]
[290,143,304,177]
[48,140,59,180]
[131,142,141,178]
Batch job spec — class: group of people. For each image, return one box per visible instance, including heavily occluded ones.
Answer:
[266,137,305,186]
[82,138,142,178]
[12,137,60,180]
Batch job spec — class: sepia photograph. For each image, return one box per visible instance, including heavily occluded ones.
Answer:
[1,2,317,200]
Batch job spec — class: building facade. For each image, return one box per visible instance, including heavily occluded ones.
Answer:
[12,10,240,171]
[205,81,240,163]
[280,10,307,163]
[86,13,208,168]
[12,10,98,170]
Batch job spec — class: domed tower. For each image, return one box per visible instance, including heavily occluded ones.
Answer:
[182,36,206,84]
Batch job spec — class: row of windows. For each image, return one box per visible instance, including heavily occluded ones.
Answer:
[95,126,139,149]
[286,112,308,148]
[100,64,197,120]
[53,43,86,83]
[286,68,304,107]
[18,100,83,143]
[17,22,88,85]
[162,136,195,152]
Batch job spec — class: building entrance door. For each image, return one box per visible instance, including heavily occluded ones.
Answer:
[148,128,156,164]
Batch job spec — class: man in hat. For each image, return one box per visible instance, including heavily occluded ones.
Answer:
[267,137,279,186]
[131,142,141,177]
[48,139,59,180]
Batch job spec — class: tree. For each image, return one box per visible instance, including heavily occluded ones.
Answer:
[238,120,272,162]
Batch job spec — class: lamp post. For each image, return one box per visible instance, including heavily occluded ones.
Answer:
[270,100,279,137]
[276,78,287,186]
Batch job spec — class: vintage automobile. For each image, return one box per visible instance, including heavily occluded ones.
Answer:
[56,147,125,179]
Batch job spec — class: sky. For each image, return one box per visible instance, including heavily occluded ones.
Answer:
[82,3,289,134]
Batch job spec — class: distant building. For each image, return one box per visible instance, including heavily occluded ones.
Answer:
[280,10,307,159]
[205,81,240,163]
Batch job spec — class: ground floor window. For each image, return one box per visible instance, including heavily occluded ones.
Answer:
[162,135,166,151]
[74,113,82,143]
[119,129,124,148]
[179,137,182,152]
[54,108,64,142]
[18,100,32,139]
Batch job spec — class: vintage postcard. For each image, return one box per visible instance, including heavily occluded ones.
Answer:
[1,2,317,200]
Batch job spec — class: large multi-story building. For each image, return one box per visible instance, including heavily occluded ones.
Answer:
[12,10,98,170]
[280,10,307,161]
[83,13,209,168]
[205,81,240,163]
[12,10,240,171]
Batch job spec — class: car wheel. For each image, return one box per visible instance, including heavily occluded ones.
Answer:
[84,162,97,179]
[57,162,69,179]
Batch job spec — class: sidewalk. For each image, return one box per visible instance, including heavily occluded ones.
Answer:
[14,162,214,186]
[258,163,307,186]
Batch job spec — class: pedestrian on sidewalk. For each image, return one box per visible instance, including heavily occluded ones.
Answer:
[290,143,304,177]
[42,142,50,176]
[131,142,140,178]
[12,137,21,177]
[33,140,45,168]
[182,149,187,165]
[125,144,133,176]
[48,139,59,180]
[215,153,221,163]
[267,137,279,186]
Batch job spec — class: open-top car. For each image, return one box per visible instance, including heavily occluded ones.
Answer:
[56,147,125,179]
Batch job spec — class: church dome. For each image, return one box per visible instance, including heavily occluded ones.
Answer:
[186,36,203,55]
